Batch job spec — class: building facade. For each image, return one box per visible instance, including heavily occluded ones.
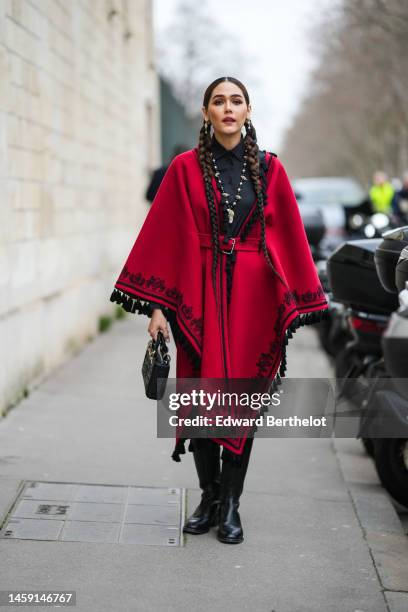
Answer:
[0,0,160,414]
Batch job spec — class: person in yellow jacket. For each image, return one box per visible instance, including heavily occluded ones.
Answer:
[369,171,395,214]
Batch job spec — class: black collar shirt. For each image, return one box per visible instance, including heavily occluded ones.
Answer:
[210,134,256,238]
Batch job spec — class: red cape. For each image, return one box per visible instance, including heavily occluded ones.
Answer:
[110,148,329,461]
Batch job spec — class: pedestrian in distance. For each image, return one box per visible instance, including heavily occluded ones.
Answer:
[369,170,395,214]
[391,171,408,223]
[145,144,188,203]
[110,76,329,544]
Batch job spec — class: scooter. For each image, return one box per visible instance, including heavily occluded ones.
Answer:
[328,228,408,455]
[358,287,408,507]
[326,236,400,388]
[358,231,408,507]
[327,227,408,380]
[315,214,394,358]
[326,227,408,507]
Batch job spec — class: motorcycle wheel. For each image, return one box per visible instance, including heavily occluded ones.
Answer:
[374,438,408,508]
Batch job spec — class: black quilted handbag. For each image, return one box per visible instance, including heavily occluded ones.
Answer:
[142,331,171,399]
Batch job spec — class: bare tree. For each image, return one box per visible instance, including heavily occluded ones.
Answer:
[281,0,408,183]
[155,1,255,118]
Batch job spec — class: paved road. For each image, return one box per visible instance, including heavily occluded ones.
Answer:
[0,315,407,612]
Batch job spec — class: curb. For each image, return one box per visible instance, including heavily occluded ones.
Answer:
[332,436,408,611]
[0,477,25,530]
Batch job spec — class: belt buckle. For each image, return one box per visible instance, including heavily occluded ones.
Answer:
[221,237,236,255]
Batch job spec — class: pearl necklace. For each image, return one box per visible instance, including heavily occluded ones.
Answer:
[211,150,248,225]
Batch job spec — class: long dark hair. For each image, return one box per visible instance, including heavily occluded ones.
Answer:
[198,76,287,298]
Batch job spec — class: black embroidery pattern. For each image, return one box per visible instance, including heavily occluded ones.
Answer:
[291,285,327,306]
[114,267,327,380]
[110,286,202,371]
[111,274,328,463]
[255,285,328,378]
[119,265,203,337]
[116,264,327,376]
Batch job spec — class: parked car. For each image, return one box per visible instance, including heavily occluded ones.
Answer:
[292,176,368,250]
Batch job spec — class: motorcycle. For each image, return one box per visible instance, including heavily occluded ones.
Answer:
[326,227,408,507]
[326,236,399,382]
[362,231,408,507]
[314,212,394,357]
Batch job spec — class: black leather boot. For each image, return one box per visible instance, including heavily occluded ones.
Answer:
[183,438,221,535]
[217,438,253,544]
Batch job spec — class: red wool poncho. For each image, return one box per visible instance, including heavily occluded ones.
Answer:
[110,147,329,461]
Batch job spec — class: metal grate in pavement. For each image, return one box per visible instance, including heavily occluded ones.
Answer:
[0,481,185,546]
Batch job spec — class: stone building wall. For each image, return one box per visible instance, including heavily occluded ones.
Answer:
[0,0,160,414]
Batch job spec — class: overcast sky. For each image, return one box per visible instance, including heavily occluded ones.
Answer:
[153,0,333,153]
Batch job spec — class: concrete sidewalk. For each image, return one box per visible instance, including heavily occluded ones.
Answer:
[0,315,407,612]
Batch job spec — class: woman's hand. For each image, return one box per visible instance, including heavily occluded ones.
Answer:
[148,309,170,342]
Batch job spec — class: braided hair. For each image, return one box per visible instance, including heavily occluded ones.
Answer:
[198,76,289,296]
[198,115,219,298]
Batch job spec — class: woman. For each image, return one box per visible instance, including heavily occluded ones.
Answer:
[110,76,329,544]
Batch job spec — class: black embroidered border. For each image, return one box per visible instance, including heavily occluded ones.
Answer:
[111,261,328,462]
[256,284,328,378]
[171,298,329,463]
[110,287,201,371]
[118,266,204,341]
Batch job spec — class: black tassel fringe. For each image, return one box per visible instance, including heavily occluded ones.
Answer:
[278,307,330,378]
[246,306,330,449]
[111,287,328,463]
[171,306,329,463]
[110,288,201,372]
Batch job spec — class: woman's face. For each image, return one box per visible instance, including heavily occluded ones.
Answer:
[202,82,251,137]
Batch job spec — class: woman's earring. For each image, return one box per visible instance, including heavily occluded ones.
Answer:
[246,119,252,130]
[204,120,210,134]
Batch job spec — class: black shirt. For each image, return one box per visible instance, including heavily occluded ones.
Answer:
[210,133,256,238]
[150,135,257,313]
